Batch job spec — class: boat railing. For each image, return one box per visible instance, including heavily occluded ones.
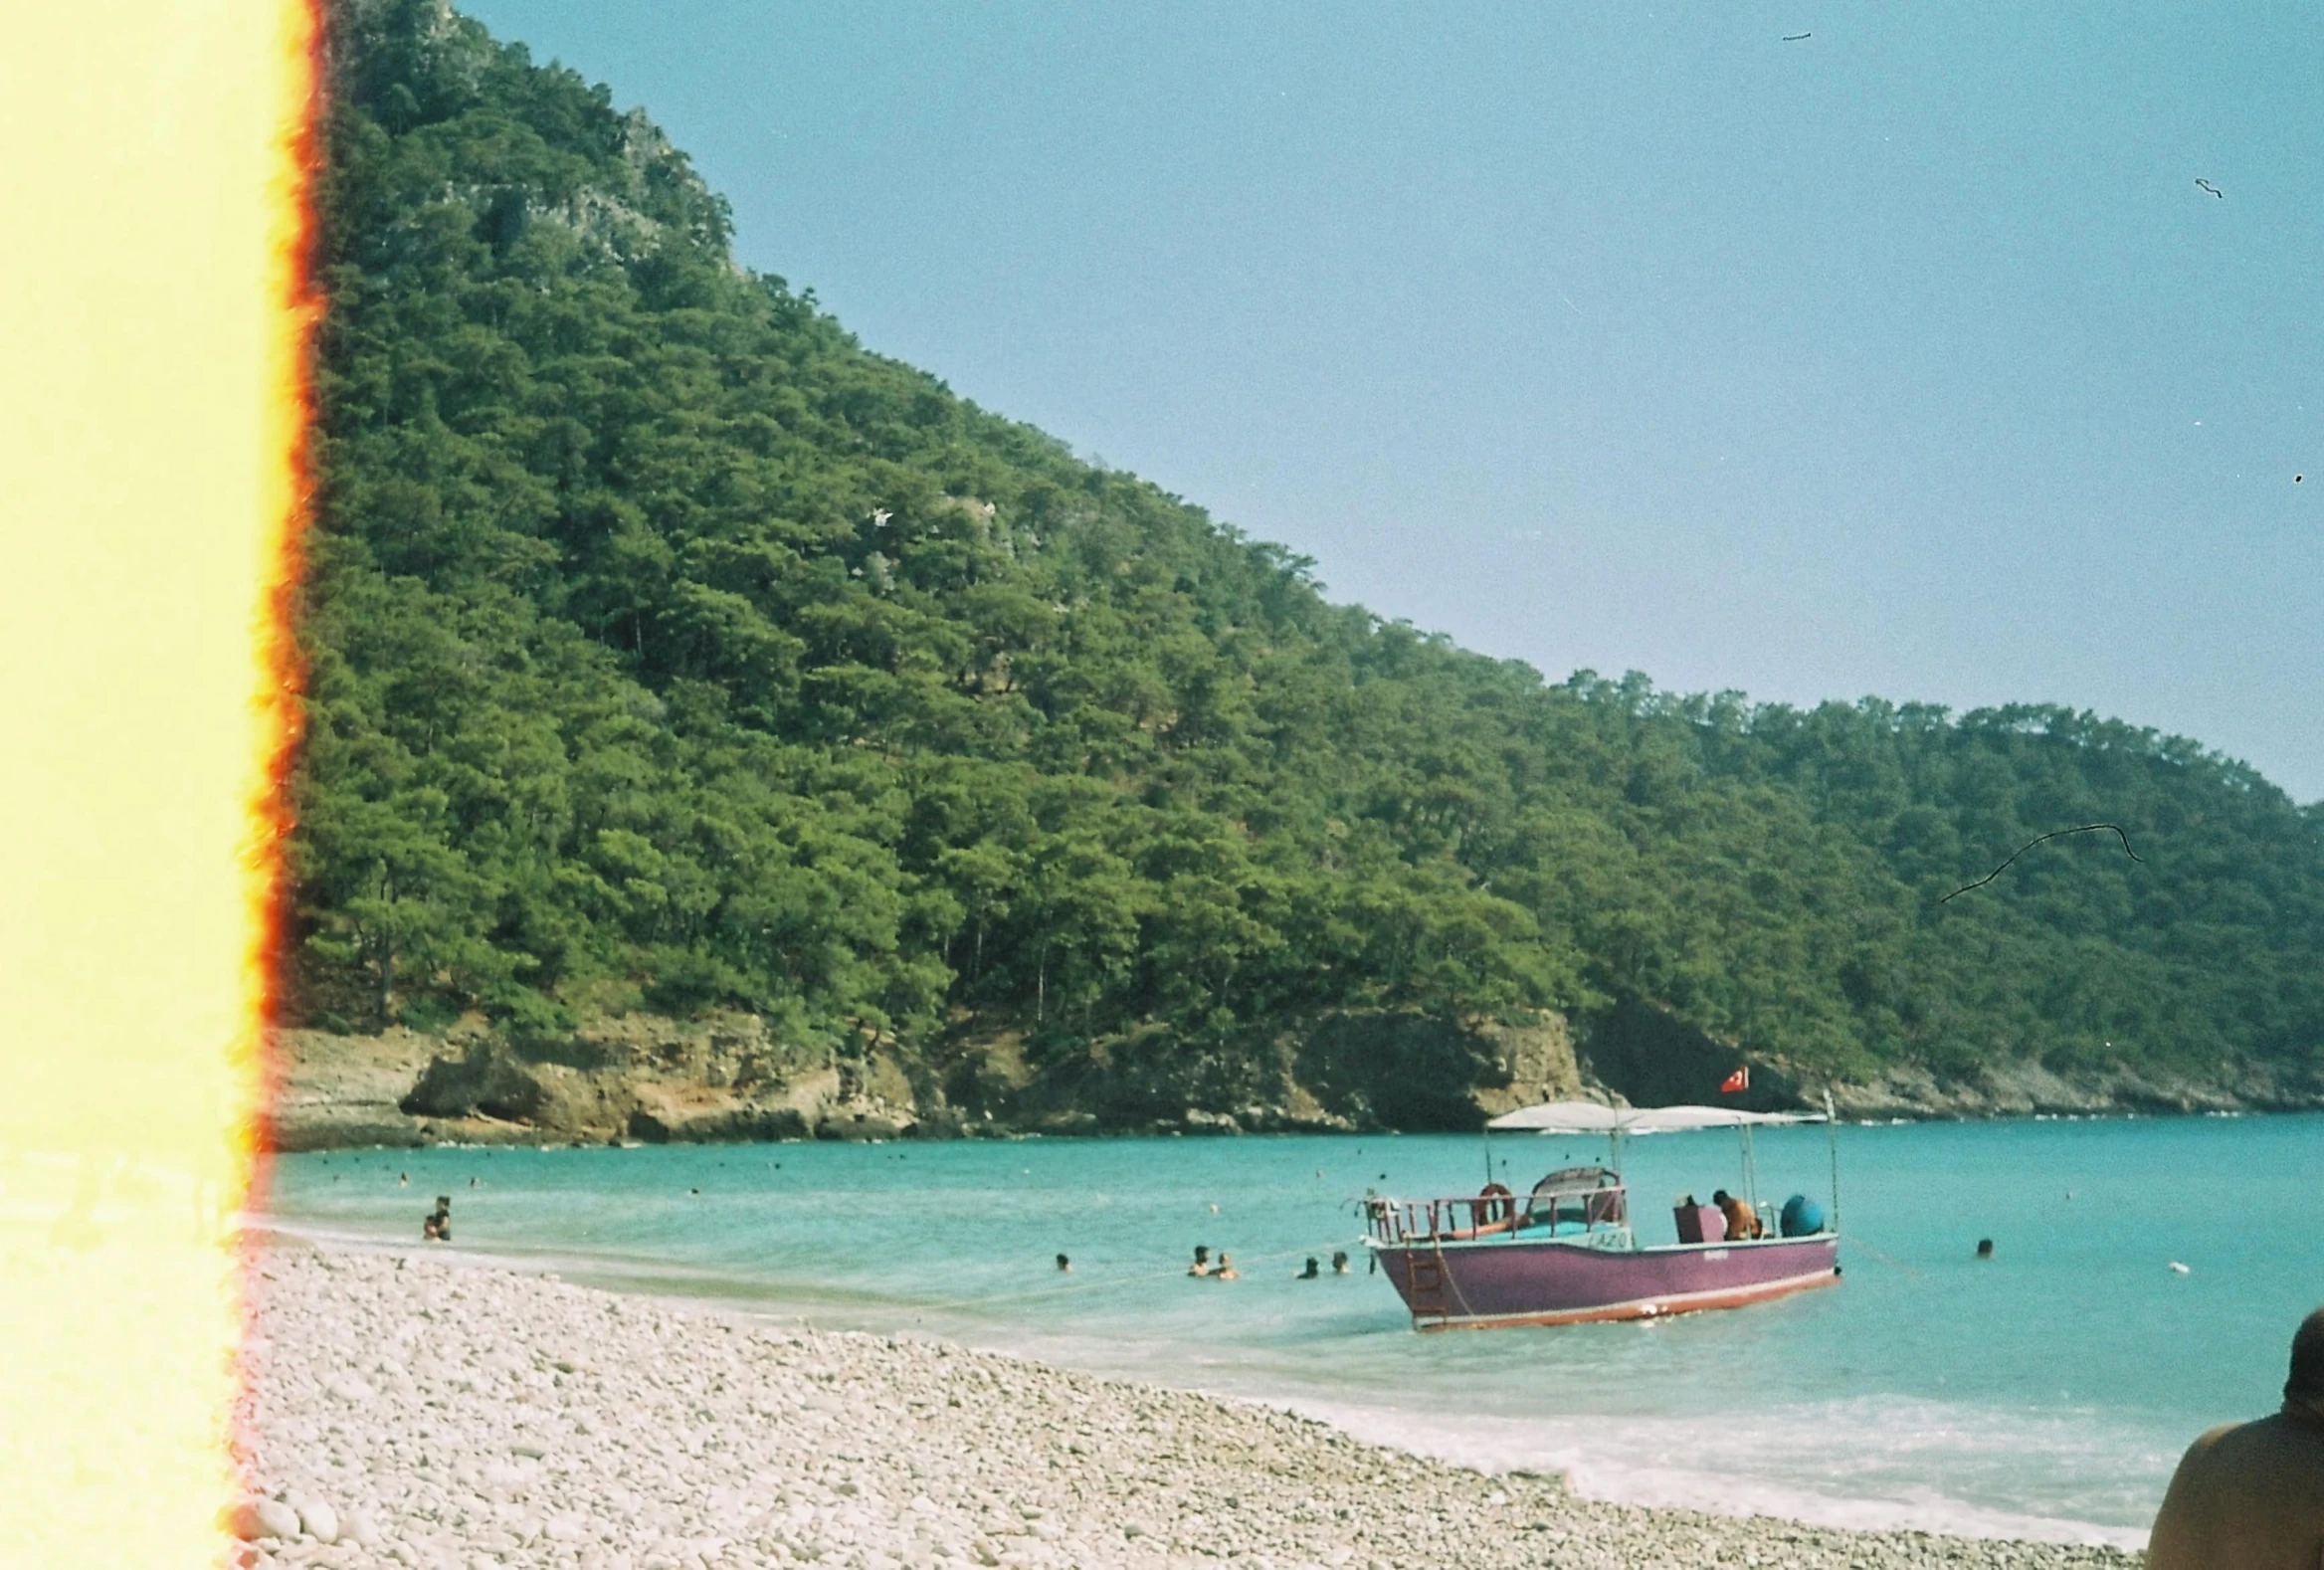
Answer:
[1361,1196,1478,1244]
[1361,1186,1629,1246]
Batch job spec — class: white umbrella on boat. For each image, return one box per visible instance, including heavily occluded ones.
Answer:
[1482,1098,1841,1247]
[1484,1100,1826,1134]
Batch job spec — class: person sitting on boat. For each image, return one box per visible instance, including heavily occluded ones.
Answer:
[1187,1246,1213,1277]
[1713,1189,1761,1241]
[1213,1253,1242,1280]
[2148,1304,2324,1569]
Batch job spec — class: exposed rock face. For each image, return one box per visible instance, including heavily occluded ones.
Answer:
[1828,1058,2324,1119]
[1295,1011,1585,1129]
[392,1015,859,1144]
[273,996,2314,1152]
[1572,997,2324,1120]
[917,1009,1591,1136]
[272,1008,1597,1149]
[1576,1000,1759,1111]
[273,1014,912,1150]
[269,1029,445,1152]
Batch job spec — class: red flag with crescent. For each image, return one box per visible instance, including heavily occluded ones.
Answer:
[1719,1066,1749,1093]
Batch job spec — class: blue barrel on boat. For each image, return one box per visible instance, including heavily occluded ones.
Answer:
[1780,1194,1825,1237]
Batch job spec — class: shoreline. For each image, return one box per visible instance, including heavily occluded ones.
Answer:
[273,1102,2281,1158]
[235,1240,2144,1570]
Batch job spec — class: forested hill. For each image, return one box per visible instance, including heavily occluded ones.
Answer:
[291,0,2324,1127]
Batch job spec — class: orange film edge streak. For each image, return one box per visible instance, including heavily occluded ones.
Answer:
[0,0,321,1561]
[235,0,326,1536]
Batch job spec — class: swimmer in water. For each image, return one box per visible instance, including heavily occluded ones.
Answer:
[1213,1253,1241,1280]
[1297,1257,1320,1279]
[1187,1246,1212,1277]
[1056,1254,1071,1273]
[1332,1251,1351,1275]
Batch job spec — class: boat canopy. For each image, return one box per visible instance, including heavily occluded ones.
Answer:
[1485,1100,1827,1134]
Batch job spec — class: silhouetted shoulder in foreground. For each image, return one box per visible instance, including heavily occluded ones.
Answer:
[2148,1411,2324,1569]
[2149,1307,2324,1569]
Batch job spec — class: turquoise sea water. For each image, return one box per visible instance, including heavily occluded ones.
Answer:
[265,1114,2324,1546]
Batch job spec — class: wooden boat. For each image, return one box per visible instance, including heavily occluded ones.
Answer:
[1362,1100,1840,1330]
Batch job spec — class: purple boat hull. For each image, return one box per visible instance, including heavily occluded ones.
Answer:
[1374,1234,1840,1329]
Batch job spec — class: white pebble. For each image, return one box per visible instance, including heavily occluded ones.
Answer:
[323,1373,377,1404]
[286,1493,338,1544]
[230,1496,300,1541]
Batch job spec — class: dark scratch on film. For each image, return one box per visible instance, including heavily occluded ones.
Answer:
[1942,825,2144,904]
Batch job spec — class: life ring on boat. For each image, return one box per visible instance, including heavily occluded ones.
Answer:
[1473,1182,1514,1229]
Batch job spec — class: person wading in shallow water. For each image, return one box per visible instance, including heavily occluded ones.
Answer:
[2147,1305,2324,1569]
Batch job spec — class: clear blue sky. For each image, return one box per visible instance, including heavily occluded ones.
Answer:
[463,1,2324,801]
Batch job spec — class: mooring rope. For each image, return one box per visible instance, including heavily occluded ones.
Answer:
[1845,1236,1925,1278]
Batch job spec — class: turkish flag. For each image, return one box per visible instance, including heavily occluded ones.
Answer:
[1719,1067,1749,1093]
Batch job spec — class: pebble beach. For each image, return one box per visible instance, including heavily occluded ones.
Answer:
[233,1244,2142,1570]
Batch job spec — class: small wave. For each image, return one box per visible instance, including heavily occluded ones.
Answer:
[1270,1394,2155,1549]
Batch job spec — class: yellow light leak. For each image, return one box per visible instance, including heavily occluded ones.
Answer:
[0,1,314,1563]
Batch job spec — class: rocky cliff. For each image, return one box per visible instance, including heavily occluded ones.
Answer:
[1570,999,2324,1120]
[267,1008,1592,1150]
[270,1014,905,1151]
[270,996,2322,1150]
